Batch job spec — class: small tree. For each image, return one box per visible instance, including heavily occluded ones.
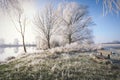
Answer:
[16,9,27,52]
[0,0,27,53]
[10,5,27,53]
[34,4,59,49]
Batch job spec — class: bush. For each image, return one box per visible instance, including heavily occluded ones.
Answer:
[6,56,15,61]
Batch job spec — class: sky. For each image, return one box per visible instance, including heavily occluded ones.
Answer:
[0,0,120,44]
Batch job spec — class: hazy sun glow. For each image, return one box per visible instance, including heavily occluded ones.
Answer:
[0,1,37,44]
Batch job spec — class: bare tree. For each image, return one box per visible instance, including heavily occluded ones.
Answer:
[58,2,93,44]
[97,0,120,15]
[11,7,27,53]
[0,0,30,9]
[16,10,27,52]
[1,0,120,15]
[34,4,59,49]
[0,0,27,53]
[0,0,20,12]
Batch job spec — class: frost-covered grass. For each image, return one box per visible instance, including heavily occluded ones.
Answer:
[0,50,120,80]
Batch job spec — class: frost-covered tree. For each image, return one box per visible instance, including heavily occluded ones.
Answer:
[0,0,20,12]
[16,10,27,52]
[0,0,32,10]
[57,2,93,44]
[34,4,59,49]
[97,0,120,15]
[0,0,28,53]
[10,4,27,53]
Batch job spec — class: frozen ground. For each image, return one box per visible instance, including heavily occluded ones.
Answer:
[0,49,120,80]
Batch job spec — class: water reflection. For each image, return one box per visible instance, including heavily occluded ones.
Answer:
[0,48,5,54]
[0,47,36,61]
[0,47,19,54]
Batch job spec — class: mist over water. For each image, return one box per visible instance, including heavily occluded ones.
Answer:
[0,47,36,61]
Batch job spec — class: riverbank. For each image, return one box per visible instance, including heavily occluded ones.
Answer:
[0,50,120,80]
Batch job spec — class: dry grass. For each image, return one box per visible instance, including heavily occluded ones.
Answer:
[97,50,111,55]
[0,51,120,80]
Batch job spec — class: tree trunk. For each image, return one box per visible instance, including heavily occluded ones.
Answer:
[47,36,51,49]
[68,34,72,44]
[22,35,27,53]
[48,40,50,49]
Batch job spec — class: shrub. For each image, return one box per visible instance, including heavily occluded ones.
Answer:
[6,56,15,61]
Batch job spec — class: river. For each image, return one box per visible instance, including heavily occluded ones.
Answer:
[0,46,36,61]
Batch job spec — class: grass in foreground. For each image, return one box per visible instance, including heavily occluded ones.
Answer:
[0,52,120,80]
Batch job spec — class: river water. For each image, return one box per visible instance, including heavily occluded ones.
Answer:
[1,44,120,62]
[0,47,36,61]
